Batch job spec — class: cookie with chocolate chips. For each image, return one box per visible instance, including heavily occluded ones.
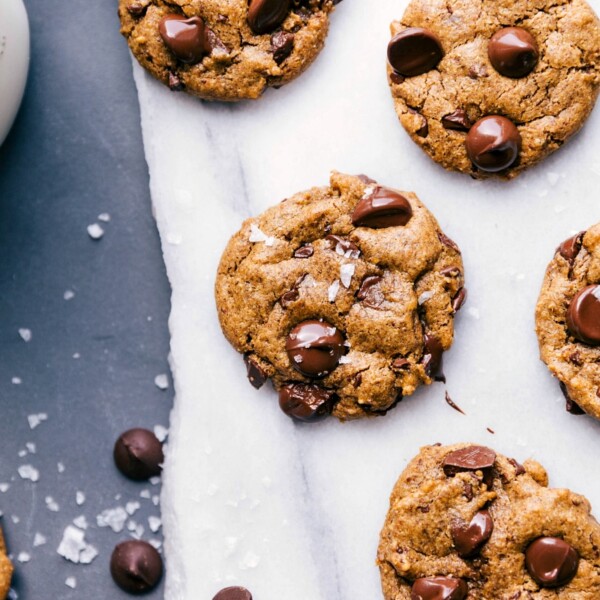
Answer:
[535,223,600,419]
[0,528,12,600]
[387,0,600,178]
[215,172,465,421]
[118,0,338,101]
[378,443,600,599]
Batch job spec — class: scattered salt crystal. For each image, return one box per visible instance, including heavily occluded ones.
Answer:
[338,355,352,365]
[57,462,65,473]
[18,328,32,342]
[249,223,275,247]
[18,465,39,483]
[154,425,168,442]
[65,577,77,589]
[152,495,160,506]
[7,589,18,600]
[75,491,85,506]
[126,501,140,516]
[27,413,48,430]
[97,506,128,533]
[97,212,111,222]
[340,264,355,288]
[11,377,21,385]
[140,489,151,499]
[11,515,20,524]
[240,552,260,570]
[149,539,162,550]
[149,476,161,486]
[87,223,104,240]
[18,450,27,458]
[154,374,169,390]
[79,544,99,565]
[72,516,88,530]
[17,552,30,563]
[45,497,60,512]
[328,280,340,302]
[25,443,36,454]
[57,526,98,564]
[362,185,375,199]
[148,516,162,533]
[72,353,80,359]
[63,290,75,301]
[418,291,433,305]
[467,307,480,320]
[0,484,9,493]
[33,533,47,547]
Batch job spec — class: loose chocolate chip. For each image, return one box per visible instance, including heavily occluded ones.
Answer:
[271,30,294,63]
[248,0,291,34]
[159,15,207,64]
[243,355,268,389]
[566,285,600,345]
[411,576,468,600]
[443,445,496,477]
[560,382,586,415]
[452,288,467,313]
[466,116,521,172]
[127,2,146,17]
[388,27,444,77]
[557,231,585,263]
[357,275,384,308]
[326,235,360,258]
[422,334,445,382]
[279,383,336,422]
[294,244,314,258]
[213,587,253,600]
[488,27,539,78]
[114,428,164,481]
[525,537,579,588]
[508,458,526,476]
[442,109,471,131]
[352,186,413,229]
[451,510,494,557]
[110,540,163,594]
[445,391,466,415]
[438,232,461,253]
[286,320,345,378]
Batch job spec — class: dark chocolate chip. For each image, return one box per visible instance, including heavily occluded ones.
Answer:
[159,15,208,64]
[392,357,410,369]
[326,235,360,258]
[114,428,164,481]
[110,540,163,594]
[566,285,600,345]
[438,232,461,253]
[557,231,585,263]
[248,0,291,34]
[390,72,405,84]
[281,288,299,308]
[508,457,526,476]
[127,2,146,17]
[294,244,314,258]
[415,115,429,137]
[442,109,471,131]
[286,320,345,378]
[445,391,465,415]
[352,186,413,229]
[357,275,384,308]
[213,587,253,600]
[278,383,336,422]
[410,576,468,600]
[387,27,444,77]
[204,27,228,53]
[452,288,467,313]
[357,174,377,184]
[488,27,539,78]
[441,266,461,277]
[525,537,579,588]
[422,334,445,382]
[243,355,268,389]
[560,382,586,415]
[451,510,494,557]
[443,445,496,476]
[168,71,184,91]
[466,116,521,172]
[271,31,294,63]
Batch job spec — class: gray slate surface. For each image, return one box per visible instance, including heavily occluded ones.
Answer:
[0,0,172,597]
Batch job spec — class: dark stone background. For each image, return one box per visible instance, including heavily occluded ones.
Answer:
[0,0,172,597]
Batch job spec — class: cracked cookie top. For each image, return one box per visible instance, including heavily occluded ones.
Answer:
[535,223,600,420]
[378,443,600,599]
[387,0,600,179]
[215,172,465,422]
[0,528,12,600]
[118,0,336,101]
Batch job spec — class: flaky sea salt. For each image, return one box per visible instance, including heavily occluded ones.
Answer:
[97,213,111,222]
[11,377,21,385]
[57,526,98,564]
[63,290,75,301]
[140,489,151,499]
[57,462,65,473]
[149,539,162,550]
[328,280,340,303]
[249,224,275,247]
[97,506,128,533]
[418,291,433,305]
[25,442,36,454]
[18,328,32,342]
[340,264,355,288]
[148,516,162,533]
[72,516,88,530]
[75,491,85,506]
[18,465,39,482]
[17,552,30,563]
[27,413,48,430]
[0,484,9,493]
[154,425,168,442]
[87,223,104,240]
[154,374,169,390]
[45,497,60,512]
[149,476,161,486]
[33,533,47,547]
[65,577,77,589]
[126,501,140,516]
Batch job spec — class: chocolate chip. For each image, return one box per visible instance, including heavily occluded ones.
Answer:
[352,186,413,229]
[159,15,208,64]
[294,244,314,258]
[508,457,526,476]
[271,31,294,63]
[557,231,585,263]
[281,288,299,308]
[357,174,377,184]
[168,71,184,91]
[213,587,253,600]
[127,2,146,17]
[410,576,468,600]
[445,391,465,415]
[466,116,521,172]
[443,446,496,477]
[357,275,384,309]
[566,285,600,345]
[451,510,494,557]
[286,320,345,378]
[248,0,291,34]
[415,114,429,137]
[278,383,336,422]
[488,27,539,78]
[110,540,163,594]
[387,27,444,77]
[442,109,471,131]
[468,64,488,79]
[422,334,445,382]
[114,428,164,481]
[452,288,467,313]
[438,232,461,253]
[390,72,405,84]
[560,382,586,415]
[243,355,268,389]
[525,537,579,588]
[204,27,228,53]
[326,235,361,258]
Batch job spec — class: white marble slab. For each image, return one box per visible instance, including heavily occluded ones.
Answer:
[132,1,600,598]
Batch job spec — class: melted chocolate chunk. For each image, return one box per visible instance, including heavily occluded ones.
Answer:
[352,186,413,229]
[279,383,336,422]
[244,355,268,389]
[451,510,494,557]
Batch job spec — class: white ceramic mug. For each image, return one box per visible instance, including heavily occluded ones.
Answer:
[0,0,30,146]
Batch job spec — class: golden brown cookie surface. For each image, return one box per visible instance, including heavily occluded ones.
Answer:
[0,529,12,600]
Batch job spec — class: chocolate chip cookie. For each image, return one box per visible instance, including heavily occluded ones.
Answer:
[535,223,600,419]
[215,172,465,422]
[0,528,12,600]
[387,0,600,178]
[119,0,337,101]
[378,443,600,599]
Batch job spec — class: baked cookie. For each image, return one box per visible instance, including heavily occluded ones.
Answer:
[535,223,600,419]
[0,528,12,600]
[215,172,465,422]
[378,443,600,599]
[386,0,600,179]
[119,0,337,101]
